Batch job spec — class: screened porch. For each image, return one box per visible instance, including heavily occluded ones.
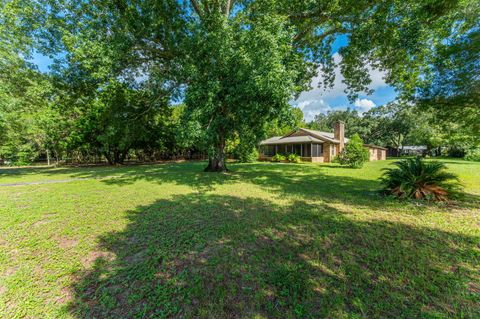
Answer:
[259,143,324,158]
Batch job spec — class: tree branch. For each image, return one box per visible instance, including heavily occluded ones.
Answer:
[205,1,210,14]
[289,10,326,21]
[225,0,234,17]
[294,26,346,43]
[190,0,203,17]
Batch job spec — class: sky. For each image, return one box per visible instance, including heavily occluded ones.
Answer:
[31,35,397,122]
[292,35,397,121]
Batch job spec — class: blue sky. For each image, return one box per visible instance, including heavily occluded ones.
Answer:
[31,35,397,122]
[292,35,397,121]
[31,51,55,73]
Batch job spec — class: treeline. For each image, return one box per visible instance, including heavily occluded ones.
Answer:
[1,1,478,168]
[0,64,477,165]
[0,73,198,165]
[0,65,304,166]
[305,104,478,158]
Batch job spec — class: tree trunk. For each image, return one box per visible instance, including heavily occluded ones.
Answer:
[119,149,128,165]
[46,149,51,166]
[396,135,402,157]
[204,136,228,172]
[114,150,121,165]
[104,152,114,165]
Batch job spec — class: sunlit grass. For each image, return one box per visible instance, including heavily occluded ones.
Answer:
[0,159,478,318]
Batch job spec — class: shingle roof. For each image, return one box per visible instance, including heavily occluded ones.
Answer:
[363,144,388,150]
[259,128,354,146]
[259,135,324,145]
[299,128,350,143]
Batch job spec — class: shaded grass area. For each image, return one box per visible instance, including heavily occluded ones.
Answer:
[0,160,479,318]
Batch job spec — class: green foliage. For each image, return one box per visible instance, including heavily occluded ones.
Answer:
[336,134,369,168]
[418,28,480,143]
[235,144,259,163]
[309,108,369,139]
[362,102,416,151]
[271,154,286,162]
[380,157,460,201]
[465,149,480,162]
[265,107,306,137]
[3,0,479,170]
[287,153,301,163]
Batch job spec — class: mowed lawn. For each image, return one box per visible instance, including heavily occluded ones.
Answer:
[0,159,479,318]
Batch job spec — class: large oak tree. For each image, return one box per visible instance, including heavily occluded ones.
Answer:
[7,0,478,170]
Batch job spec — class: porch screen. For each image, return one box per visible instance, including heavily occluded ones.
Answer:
[262,145,276,156]
[303,144,311,157]
[312,143,323,157]
[293,144,301,155]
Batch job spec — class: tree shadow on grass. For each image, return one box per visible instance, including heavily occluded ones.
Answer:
[2,162,478,209]
[23,161,476,210]
[67,194,479,318]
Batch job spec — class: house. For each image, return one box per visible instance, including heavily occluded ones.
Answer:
[259,121,387,162]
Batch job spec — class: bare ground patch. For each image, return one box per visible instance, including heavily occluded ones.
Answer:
[81,251,116,268]
[56,236,79,249]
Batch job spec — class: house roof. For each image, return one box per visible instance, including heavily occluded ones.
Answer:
[259,135,324,145]
[363,144,388,150]
[260,128,349,146]
[298,128,350,144]
[259,128,387,150]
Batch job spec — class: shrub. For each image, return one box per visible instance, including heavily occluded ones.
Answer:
[336,134,369,168]
[446,146,465,158]
[271,153,286,162]
[287,153,301,163]
[235,144,259,163]
[465,148,480,162]
[380,157,460,201]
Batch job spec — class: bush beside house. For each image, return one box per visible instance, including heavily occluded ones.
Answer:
[271,153,301,163]
[335,134,369,168]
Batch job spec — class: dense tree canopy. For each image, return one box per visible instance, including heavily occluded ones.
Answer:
[1,0,479,167]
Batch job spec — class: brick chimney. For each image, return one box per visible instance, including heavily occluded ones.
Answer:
[334,121,345,153]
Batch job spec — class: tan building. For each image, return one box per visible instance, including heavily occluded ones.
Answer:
[259,121,386,162]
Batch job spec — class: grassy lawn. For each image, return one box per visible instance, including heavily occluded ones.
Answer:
[0,159,479,318]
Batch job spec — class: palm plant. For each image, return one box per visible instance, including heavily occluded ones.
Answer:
[380,157,460,201]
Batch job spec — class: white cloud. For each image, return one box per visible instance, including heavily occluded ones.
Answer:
[354,98,376,113]
[293,99,333,122]
[293,52,389,121]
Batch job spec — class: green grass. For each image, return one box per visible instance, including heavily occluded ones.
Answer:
[0,159,479,318]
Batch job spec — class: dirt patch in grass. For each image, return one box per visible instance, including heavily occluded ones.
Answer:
[81,251,116,268]
[56,236,79,249]
[53,287,73,305]
[32,213,57,227]
[2,266,18,277]
[467,282,480,294]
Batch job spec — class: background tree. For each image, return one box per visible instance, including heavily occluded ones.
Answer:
[308,108,369,139]
[363,103,415,154]
[3,0,479,168]
[266,107,306,137]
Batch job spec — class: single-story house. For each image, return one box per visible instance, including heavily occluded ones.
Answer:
[259,121,387,162]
